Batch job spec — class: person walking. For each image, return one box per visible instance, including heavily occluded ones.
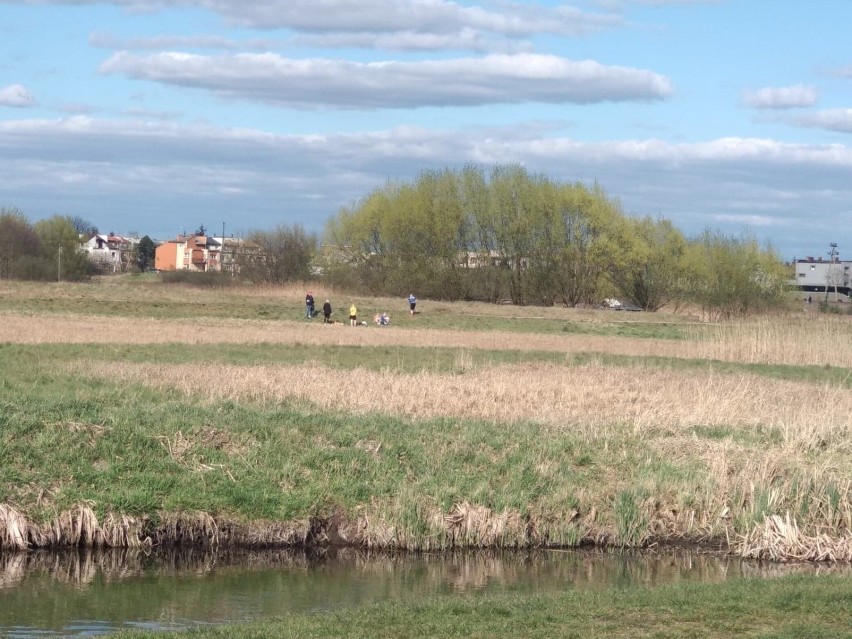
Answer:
[407,292,417,315]
[322,299,332,323]
[305,291,315,318]
[349,303,357,326]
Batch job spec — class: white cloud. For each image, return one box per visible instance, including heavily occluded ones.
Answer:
[0,0,623,38]
[791,109,852,134]
[99,52,674,109]
[90,28,533,54]
[828,65,852,78]
[289,29,533,53]
[742,85,818,109]
[1,116,850,256]
[712,214,789,228]
[0,84,36,107]
[89,31,280,51]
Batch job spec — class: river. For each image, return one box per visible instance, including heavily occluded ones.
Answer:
[0,547,846,637]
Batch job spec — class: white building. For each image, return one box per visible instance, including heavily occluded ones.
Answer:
[82,234,138,273]
[794,256,852,299]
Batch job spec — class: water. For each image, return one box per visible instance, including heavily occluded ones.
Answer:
[0,547,846,637]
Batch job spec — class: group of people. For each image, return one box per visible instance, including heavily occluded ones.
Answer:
[304,292,335,323]
[305,291,417,326]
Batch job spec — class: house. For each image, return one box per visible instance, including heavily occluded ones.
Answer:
[155,234,222,272]
[459,250,528,270]
[82,233,137,273]
[210,236,258,275]
[794,256,852,298]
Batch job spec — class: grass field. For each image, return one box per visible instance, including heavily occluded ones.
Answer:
[2,276,852,560]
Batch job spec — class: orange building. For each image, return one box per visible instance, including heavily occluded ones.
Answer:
[154,235,222,272]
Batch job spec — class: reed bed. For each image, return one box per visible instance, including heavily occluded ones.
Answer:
[690,315,852,368]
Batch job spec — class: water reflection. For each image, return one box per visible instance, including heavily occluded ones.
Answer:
[0,547,848,637]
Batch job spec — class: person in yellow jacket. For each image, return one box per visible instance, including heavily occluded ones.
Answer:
[349,303,357,326]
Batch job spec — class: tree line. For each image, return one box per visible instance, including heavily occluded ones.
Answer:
[320,165,789,317]
[0,208,156,280]
[2,164,790,317]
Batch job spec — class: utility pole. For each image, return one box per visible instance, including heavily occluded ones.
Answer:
[222,221,226,274]
[825,242,838,304]
[57,245,62,282]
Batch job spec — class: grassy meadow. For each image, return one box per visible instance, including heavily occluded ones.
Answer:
[1,276,852,560]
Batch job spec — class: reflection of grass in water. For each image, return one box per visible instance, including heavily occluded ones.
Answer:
[110,574,852,639]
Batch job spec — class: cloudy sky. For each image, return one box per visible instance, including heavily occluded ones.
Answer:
[1,0,851,259]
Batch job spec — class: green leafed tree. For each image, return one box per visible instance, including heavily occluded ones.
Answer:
[34,215,91,281]
[549,183,621,307]
[608,216,688,312]
[681,230,789,319]
[321,164,789,314]
[136,235,157,271]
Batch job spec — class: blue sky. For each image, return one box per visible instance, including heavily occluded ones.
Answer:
[1,0,851,260]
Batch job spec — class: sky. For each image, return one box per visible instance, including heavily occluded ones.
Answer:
[1,0,851,260]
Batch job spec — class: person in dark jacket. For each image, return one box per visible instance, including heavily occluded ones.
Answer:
[305,291,315,318]
[322,299,332,323]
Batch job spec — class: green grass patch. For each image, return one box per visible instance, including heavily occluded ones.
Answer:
[3,341,852,388]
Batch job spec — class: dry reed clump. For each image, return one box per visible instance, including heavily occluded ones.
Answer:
[156,512,220,547]
[0,504,29,551]
[0,503,151,550]
[0,503,315,551]
[735,513,852,562]
[341,502,542,551]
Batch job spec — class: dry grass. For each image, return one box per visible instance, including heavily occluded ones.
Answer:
[735,513,852,562]
[691,315,852,368]
[0,311,677,355]
[7,310,852,369]
[5,280,852,557]
[61,357,852,553]
[68,359,852,454]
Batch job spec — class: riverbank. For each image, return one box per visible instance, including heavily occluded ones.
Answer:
[1,279,851,560]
